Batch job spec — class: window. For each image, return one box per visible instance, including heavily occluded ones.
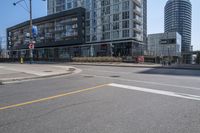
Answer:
[122,21,129,28]
[102,16,110,23]
[86,20,90,27]
[86,12,90,19]
[86,35,90,42]
[113,14,119,21]
[113,22,120,30]
[113,4,119,13]
[73,1,78,7]
[67,3,72,9]
[113,30,119,39]
[122,30,129,38]
[86,28,90,34]
[113,0,119,4]
[102,6,110,15]
[122,1,129,11]
[103,24,110,31]
[101,0,110,6]
[92,35,97,41]
[103,32,110,40]
[122,11,129,19]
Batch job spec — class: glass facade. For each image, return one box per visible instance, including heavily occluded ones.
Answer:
[47,0,83,14]
[7,8,85,51]
[148,32,182,57]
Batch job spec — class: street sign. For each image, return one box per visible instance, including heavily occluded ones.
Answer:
[29,43,34,49]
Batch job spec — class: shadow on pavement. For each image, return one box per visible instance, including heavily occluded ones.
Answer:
[138,68,200,77]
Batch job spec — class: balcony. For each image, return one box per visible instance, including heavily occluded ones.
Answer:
[133,0,142,7]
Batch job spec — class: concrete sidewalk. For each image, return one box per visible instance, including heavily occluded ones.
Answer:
[0,63,80,83]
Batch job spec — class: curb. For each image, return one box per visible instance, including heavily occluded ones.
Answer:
[71,63,200,70]
[0,67,82,84]
[0,72,72,84]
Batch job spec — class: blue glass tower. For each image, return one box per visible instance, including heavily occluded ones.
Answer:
[165,0,192,63]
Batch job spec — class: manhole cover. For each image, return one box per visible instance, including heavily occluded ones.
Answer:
[43,71,52,73]
[110,75,120,78]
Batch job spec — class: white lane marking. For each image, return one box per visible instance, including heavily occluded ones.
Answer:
[80,74,200,91]
[109,83,200,101]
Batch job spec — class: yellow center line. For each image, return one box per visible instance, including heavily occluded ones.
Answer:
[0,83,109,111]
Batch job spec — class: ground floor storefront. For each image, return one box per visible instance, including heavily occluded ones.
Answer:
[9,41,144,62]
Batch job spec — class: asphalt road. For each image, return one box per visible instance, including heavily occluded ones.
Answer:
[0,65,200,133]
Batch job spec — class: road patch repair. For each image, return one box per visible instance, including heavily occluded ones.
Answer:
[0,63,81,83]
[1,83,200,111]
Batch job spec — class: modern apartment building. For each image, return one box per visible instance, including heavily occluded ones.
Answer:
[47,0,147,57]
[7,8,86,60]
[7,0,147,60]
[165,0,192,63]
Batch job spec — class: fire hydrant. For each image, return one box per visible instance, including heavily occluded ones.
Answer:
[20,57,24,64]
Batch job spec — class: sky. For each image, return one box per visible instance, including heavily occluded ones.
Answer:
[0,0,200,50]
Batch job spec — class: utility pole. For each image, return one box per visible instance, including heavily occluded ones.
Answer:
[13,0,45,64]
[29,0,33,64]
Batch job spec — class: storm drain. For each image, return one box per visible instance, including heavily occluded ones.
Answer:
[110,75,120,78]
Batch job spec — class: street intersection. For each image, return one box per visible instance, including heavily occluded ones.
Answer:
[0,65,200,133]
